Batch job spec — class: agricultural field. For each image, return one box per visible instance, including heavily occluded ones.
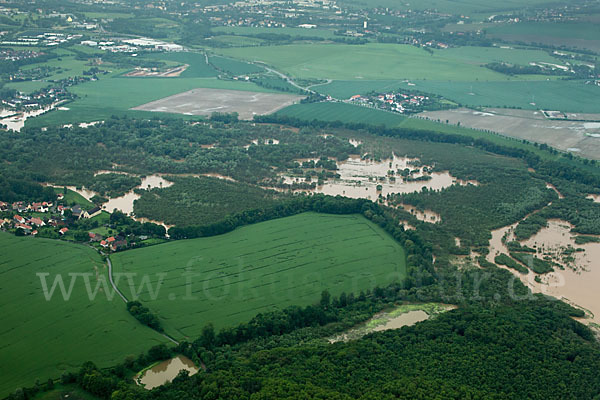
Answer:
[143,52,219,78]
[212,26,338,39]
[132,87,304,120]
[5,80,49,95]
[418,108,600,160]
[218,43,560,81]
[21,55,91,82]
[277,102,407,126]
[27,77,276,127]
[0,233,166,397]
[404,80,600,113]
[208,35,266,47]
[275,102,579,161]
[337,0,563,13]
[208,55,265,76]
[486,22,600,52]
[316,79,600,113]
[111,213,407,338]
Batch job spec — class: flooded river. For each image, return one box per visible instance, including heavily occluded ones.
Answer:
[0,103,61,131]
[53,174,172,216]
[488,219,600,323]
[136,356,199,390]
[279,154,473,201]
[104,175,172,215]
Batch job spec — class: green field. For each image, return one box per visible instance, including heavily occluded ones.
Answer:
[213,26,338,39]
[52,187,94,209]
[337,0,566,13]
[22,56,91,82]
[5,80,50,94]
[0,233,166,397]
[209,35,266,47]
[486,22,600,51]
[278,101,407,126]
[27,76,277,127]
[144,52,219,78]
[313,78,600,113]
[111,213,407,338]
[218,43,556,81]
[402,79,600,113]
[208,55,265,75]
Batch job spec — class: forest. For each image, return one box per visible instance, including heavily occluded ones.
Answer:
[14,265,598,400]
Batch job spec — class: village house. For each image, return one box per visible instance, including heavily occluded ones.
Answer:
[110,240,128,252]
[83,206,102,219]
[12,202,28,213]
[59,227,69,235]
[0,201,7,211]
[15,223,32,233]
[30,202,49,213]
[13,215,26,224]
[29,217,45,227]
[71,205,83,219]
[88,232,103,242]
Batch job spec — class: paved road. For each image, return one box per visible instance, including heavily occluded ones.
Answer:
[255,62,314,93]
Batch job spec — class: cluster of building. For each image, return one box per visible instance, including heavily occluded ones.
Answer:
[80,37,183,53]
[0,32,81,47]
[348,91,433,114]
[1,76,88,111]
[0,193,138,251]
[0,49,45,62]
[203,0,347,30]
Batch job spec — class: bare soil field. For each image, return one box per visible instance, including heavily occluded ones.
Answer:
[418,108,600,160]
[124,64,189,77]
[131,88,304,120]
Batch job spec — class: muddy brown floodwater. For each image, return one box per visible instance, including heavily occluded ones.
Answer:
[104,175,172,215]
[372,310,429,332]
[136,356,199,390]
[488,219,600,324]
[279,154,474,202]
[587,194,600,203]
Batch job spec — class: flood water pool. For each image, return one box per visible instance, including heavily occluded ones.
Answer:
[136,356,199,390]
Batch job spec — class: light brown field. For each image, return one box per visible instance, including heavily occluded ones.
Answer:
[419,108,600,160]
[131,88,304,120]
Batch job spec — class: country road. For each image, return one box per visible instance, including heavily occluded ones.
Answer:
[104,253,179,345]
[254,62,314,93]
[106,255,129,303]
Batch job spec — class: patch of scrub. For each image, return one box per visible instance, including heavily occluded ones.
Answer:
[136,356,198,390]
[328,303,455,343]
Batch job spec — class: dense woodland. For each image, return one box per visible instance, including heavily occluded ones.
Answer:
[134,176,284,227]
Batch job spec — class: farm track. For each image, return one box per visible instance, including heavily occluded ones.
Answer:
[105,253,179,345]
